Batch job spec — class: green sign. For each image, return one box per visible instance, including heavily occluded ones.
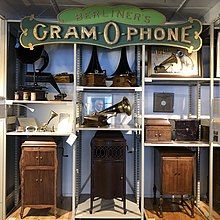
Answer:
[20,6,202,52]
[57,5,166,25]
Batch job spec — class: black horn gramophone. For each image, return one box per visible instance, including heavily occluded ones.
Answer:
[110,47,137,87]
[81,46,106,86]
[15,37,67,100]
[83,96,131,127]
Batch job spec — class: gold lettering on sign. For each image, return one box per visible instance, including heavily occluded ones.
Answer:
[181,25,192,44]
[81,26,97,40]
[64,26,79,39]
[127,27,138,41]
[33,23,48,41]
[104,22,120,45]
[167,28,178,41]
[140,28,152,40]
[50,25,61,39]
[154,28,165,40]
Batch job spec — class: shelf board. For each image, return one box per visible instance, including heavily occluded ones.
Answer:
[144,141,209,147]
[75,195,141,219]
[77,124,141,131]
[144,114,210,120]
[77,86,142,92]
[144,77,220,85]
[6,131,71,136]
[6,100,73,105]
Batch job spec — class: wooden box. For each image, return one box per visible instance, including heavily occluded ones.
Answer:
[175,119,200,141]
[81,73,106,86]
[90,131,126,214]
[145,119,171,142]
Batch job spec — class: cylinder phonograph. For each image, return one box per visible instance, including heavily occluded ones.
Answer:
[81,46,107,86]
[15,37,67,100]
[83,96,131,127]
[110,47,137,87]
[38,110,58,132]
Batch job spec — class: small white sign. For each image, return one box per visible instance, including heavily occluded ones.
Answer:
[66,133,77,146]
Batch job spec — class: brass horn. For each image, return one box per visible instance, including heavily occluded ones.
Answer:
[154,53,178,73]
[39,110,58,132]
[83,96,131,127]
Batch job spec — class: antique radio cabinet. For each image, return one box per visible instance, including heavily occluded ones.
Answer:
[154,148,195,217]
[19,138,58,218]
[90,131,126,214]
[145,119,172,142]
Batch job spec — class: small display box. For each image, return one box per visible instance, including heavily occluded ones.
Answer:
[175,119,200,141]
[90,131,127,214]
[145,119,172,142]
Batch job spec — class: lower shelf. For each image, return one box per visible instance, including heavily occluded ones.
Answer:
[75,195,141,219]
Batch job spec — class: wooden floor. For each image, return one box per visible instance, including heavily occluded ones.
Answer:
[144,198,220,220]
[7,197,220,220]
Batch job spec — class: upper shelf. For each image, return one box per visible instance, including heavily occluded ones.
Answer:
[145,77,220,85]
[6,100,73,105]
[77,124,141,131]
[76,86,142,92]
[6,131,71,136]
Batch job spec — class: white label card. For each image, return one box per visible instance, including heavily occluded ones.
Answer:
[66,133,77,146]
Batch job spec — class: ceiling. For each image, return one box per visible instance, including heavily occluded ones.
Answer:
[0,0,219,22]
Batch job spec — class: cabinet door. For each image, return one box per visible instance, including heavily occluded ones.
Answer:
[146,130,158,141]
[162,157,178,194]
[22,148,39,166]
[23,170,39,205]
[39,170,55,205]
[39,149,55,166]
[93,160,124,199]
[177,157,193,195]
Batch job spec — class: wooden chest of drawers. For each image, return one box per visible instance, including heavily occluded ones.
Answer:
[19,139,58,218]
[145,119,171,142]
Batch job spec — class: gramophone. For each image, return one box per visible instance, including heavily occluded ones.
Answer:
[111,47,137,87]
[15,37,67,100]
[83,97,131,127]
[81,46,106,86]
[154,53,178,73]
[38,110,58,132]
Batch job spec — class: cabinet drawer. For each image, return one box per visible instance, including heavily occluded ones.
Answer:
[21,148,55,166]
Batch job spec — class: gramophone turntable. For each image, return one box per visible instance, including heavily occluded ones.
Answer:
[83,96,131,127]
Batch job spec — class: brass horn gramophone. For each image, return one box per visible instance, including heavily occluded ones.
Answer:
[83,97,131,127]
[154,53,178,73]
[39,110,58,132]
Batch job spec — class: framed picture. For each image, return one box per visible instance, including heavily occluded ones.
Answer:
[147,46,201,77]
[83,93,112,115]
[153,92,174,113]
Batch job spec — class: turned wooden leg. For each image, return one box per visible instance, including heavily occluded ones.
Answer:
[90,195,93,214]
[159,195,163,218]
[54,206,57,218]
[20,206,24,219]
[153,184,157,205]
[123,196,126,214]
[181,195,184,206]
[191,196,195,218]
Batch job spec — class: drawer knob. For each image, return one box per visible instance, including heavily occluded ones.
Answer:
[155,134,158,137]
[35,156,39,159]
[120,176,123,180]
[35,178,39,182]
[40,156,43,160]
[158,133,161,137]
[40,178,43,182]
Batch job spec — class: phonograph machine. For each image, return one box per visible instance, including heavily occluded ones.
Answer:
[83,96,131,127]
[15,37,67,100]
